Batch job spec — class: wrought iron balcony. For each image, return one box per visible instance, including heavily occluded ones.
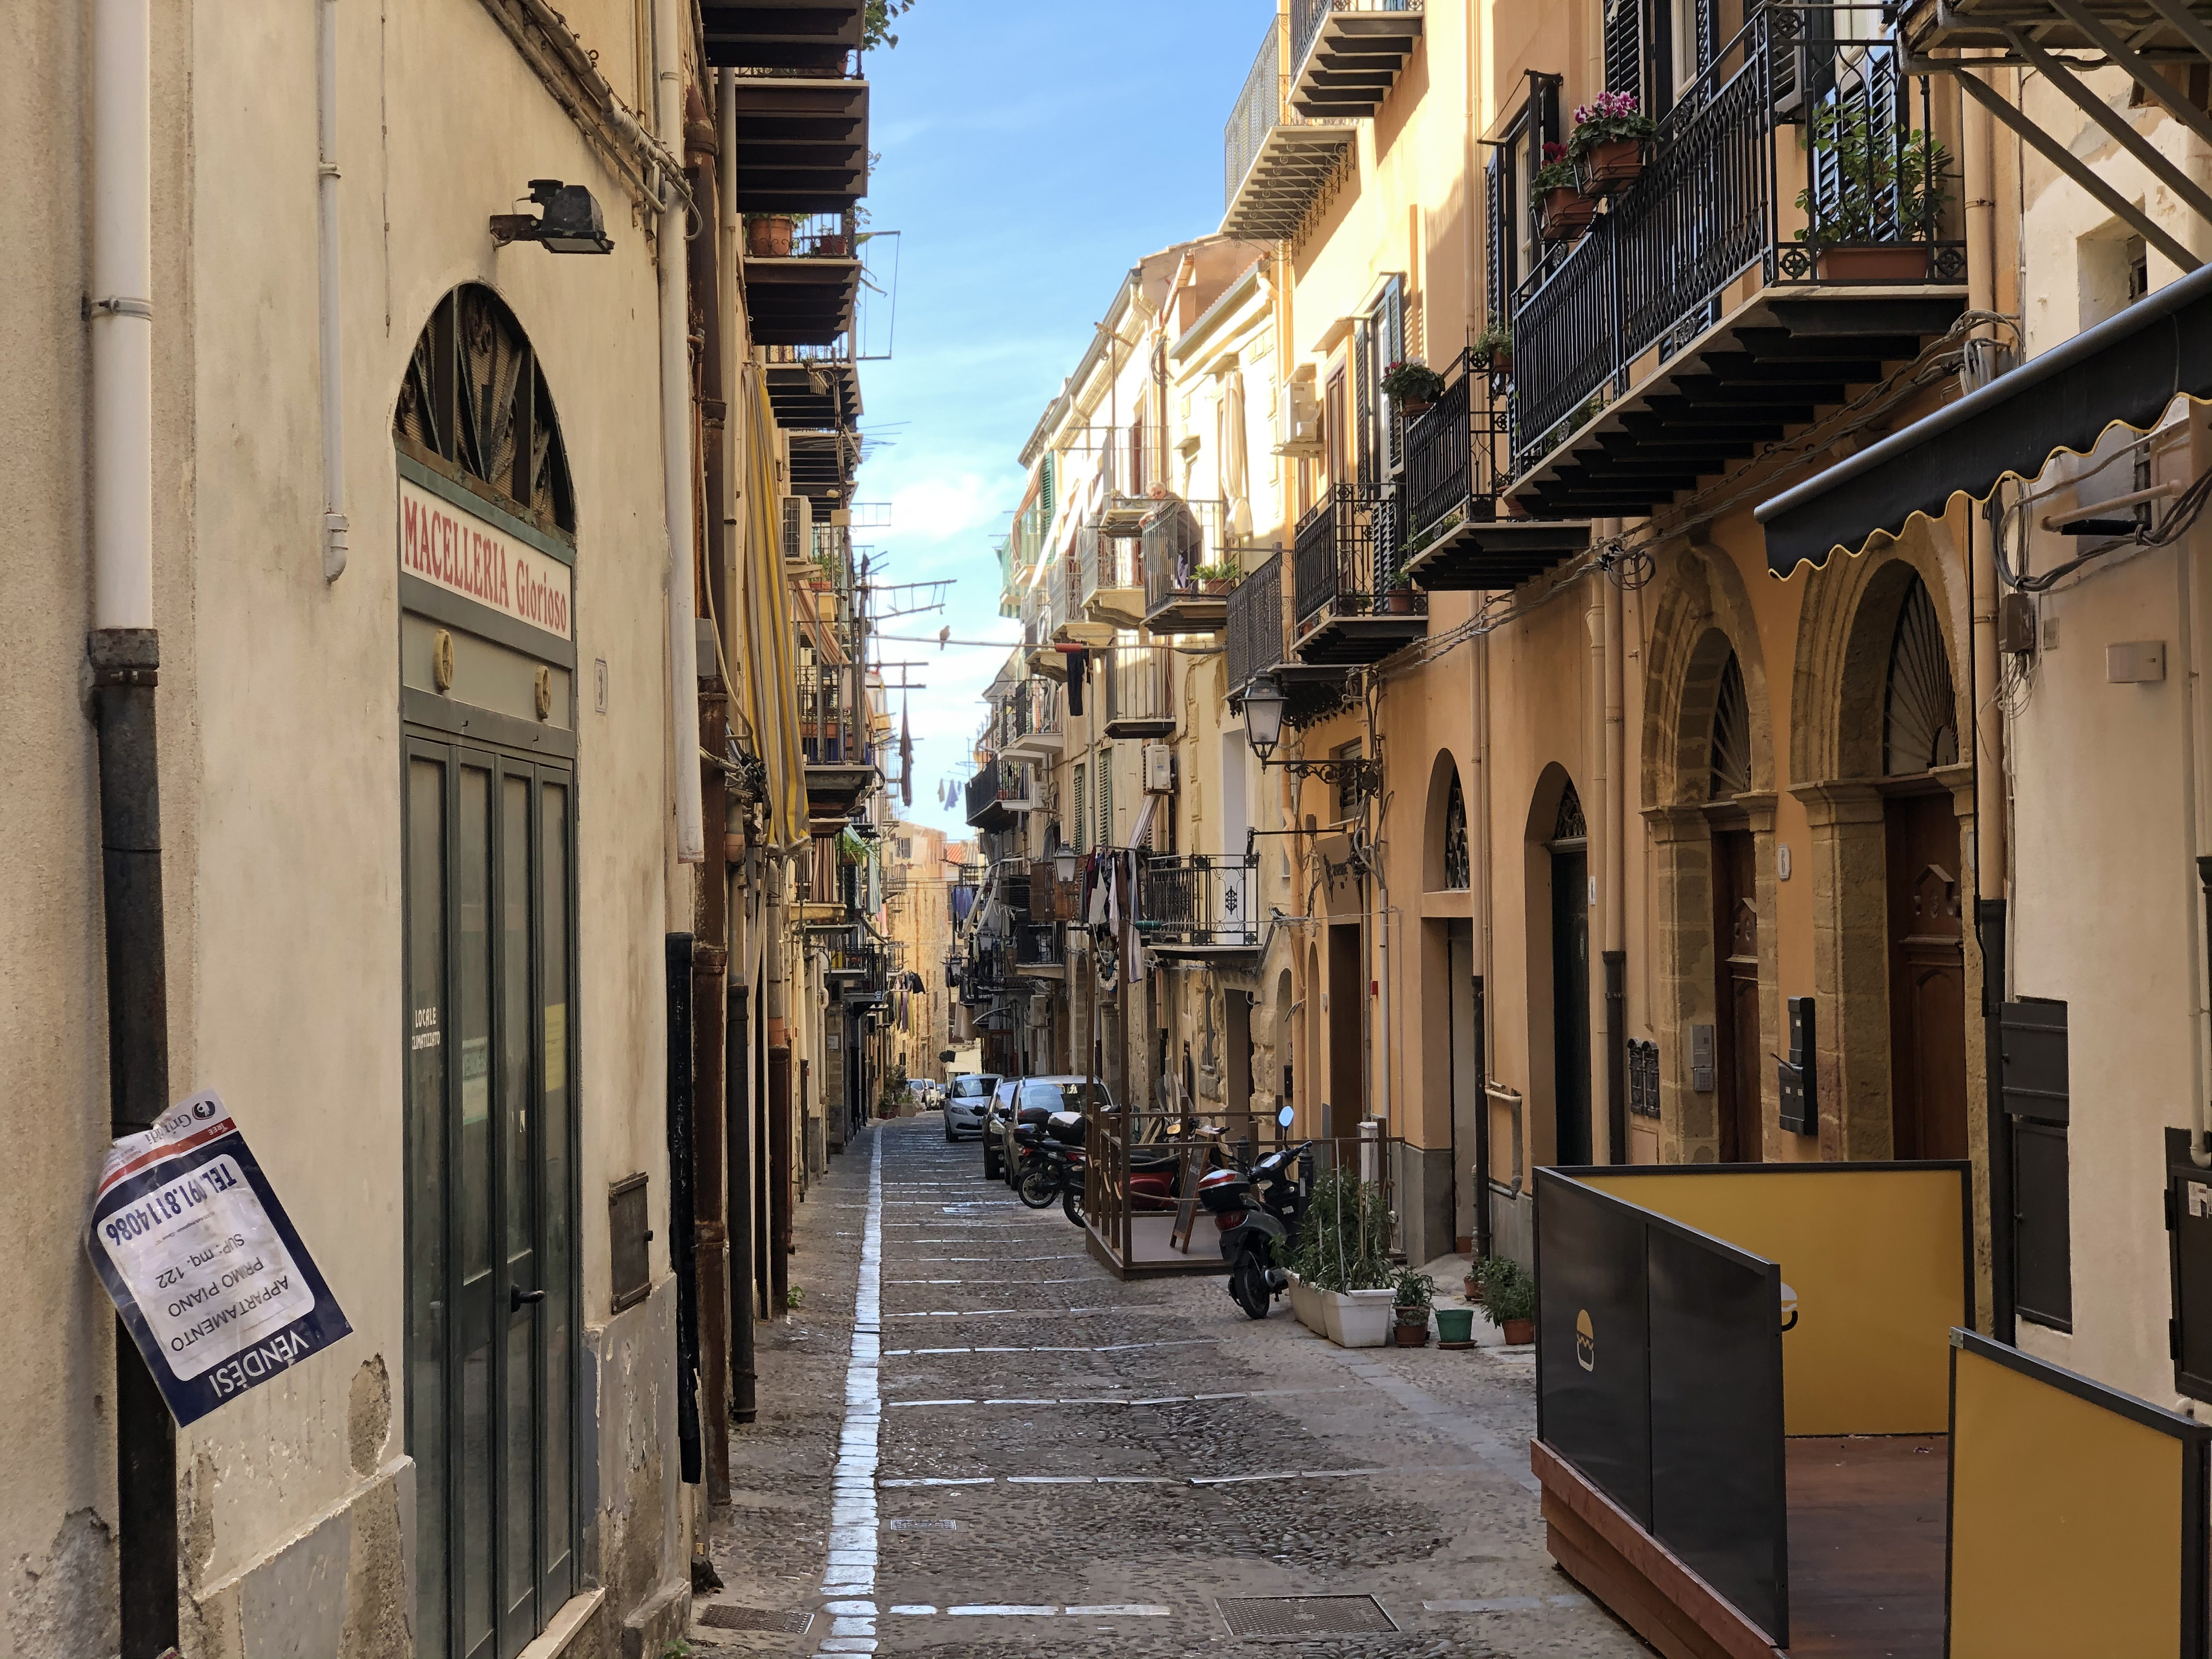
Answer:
[999,676,1062,761]
[1140,498,1236,635]
[800,657,875,818]
[963,755,1033,831]
[1222,15,1355,240]
[1288,0,1424,120]
[742,211,862,348]
[1291,483,1427,666]
[1102,641,1175,739]
[1140,853,1261,956]
[1077,524,1147,630]
[1398,351,1593,591]
[1506,13,1966,518]
[761,341,859,430]
[1224,549,1284,702]
[1014,921,1066,975]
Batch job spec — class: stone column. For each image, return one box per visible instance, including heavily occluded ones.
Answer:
[1793,780,1890,1161]
[1644,804,1717,1164]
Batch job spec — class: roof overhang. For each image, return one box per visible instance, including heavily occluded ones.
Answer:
[1756,261,2212,576]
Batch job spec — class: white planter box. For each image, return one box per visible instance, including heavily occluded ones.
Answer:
[1286,1271,1325,1335]
[1323,1287,1396,1349]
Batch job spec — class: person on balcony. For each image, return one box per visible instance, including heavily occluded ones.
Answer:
[1145,483,1203,588]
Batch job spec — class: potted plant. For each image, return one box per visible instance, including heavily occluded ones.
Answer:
[745,212,795,258]
[1288,1168,1397,1348]
[1568,90,1656,196]
[1462,1265,1484,1302]
[1794,107,1952,281]
[1191,560,1242,594]
[1435,1304,1478,1348]
[1384,583,1420,615]
[1391,1266,1434,1348]
[1482,1256,1537,1346]
[1381,358,1448,418]
[1534,143,1597,243]
[1470,323,1512,376]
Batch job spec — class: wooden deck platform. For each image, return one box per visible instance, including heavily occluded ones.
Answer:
[1535,1435,1948,1659]
[1084,1212,1230,1280]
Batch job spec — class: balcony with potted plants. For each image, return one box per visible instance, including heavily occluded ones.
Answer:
[1290,483,1427,666]
[741,209,864,348]
[1504,17,1968,521]
[1139,495,1238,635]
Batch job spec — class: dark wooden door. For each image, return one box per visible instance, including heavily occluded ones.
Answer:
[1713,830,1763,1162]
[1886,794,1968,1160]
[1552,847,1592,1165]
[1328,922,1362,1140]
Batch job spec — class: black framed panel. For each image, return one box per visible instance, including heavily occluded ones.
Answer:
[1535,1168,1652,1524]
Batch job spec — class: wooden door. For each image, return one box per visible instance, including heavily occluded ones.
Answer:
[1886,794,1968,1160]
[1328,922,1362,1140]
[1713,829,1763,1162]
[1552,847,1592,1165]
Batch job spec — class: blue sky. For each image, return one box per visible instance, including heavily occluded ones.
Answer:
[855,3,1270,838]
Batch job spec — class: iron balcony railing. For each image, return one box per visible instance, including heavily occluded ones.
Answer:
[798,659,865,764]
[1077,523,1144,612]
[1051,550,1076,630]
[1103,641,1175,731]
[1139,853,1260,949]
[994,676,1058,747]
[1224,550,1286,696]
[1225,17,1284,207]
[964,757,1003,826]
[1014,921,1065,969]
[1290,0,1420,67]
[1139,497,1230,613]
[1020,578,1053,648]
[1293,483,1423,633]
[1509,12,1962,473]
[1402,349,1518,549]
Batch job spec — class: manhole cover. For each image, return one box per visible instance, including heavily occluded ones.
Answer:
[697,1605,814,1633]
[885,1517,958,1530]
[1215,1596,1399,1638]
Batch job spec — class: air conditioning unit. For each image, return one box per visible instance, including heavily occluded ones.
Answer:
[1275,373,1322,456]
[1142,743,1176,795]
[781,495,812,564]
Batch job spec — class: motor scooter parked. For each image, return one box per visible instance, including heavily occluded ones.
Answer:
[1197,1105,1310,1319]
[1015,1110,1088,1224]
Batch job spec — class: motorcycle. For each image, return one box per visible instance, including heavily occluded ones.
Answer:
[1015,1110,1087,1223]
[1197,1105,1311,1320]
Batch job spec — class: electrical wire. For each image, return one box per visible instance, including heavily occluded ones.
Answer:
[1997,453,2212,593]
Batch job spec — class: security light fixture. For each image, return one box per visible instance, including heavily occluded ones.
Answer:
[490,180,614,254]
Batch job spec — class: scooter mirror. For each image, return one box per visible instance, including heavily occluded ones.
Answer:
[1276,1104,1295,1129]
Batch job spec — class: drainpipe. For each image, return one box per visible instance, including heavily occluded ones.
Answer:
[657,0,705,867]
[1585,564,1610,1164]
[90,0,179,1649]
[315,0,347,580]
[1603,528,1627,1164]
[1960,67,2023,1326]
[1472,628,1494,1261]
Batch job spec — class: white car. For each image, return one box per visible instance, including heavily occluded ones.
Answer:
[942,1073,1000,1142]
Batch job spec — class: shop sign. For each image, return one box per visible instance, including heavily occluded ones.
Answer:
[86,1092,351,1426]
[400,474,572,641]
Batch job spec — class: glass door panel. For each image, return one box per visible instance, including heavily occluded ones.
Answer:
[405,752,451,1659]
[455,760,497,1659]
[539,779,575,1610]
[498,770,540,1654]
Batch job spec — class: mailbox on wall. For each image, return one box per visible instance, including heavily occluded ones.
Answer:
[1777,997,1815,1135]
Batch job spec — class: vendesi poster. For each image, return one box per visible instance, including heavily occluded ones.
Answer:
[86,1091,351,1426]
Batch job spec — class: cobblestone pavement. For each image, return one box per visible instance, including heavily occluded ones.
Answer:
[692,1117,1646,1658]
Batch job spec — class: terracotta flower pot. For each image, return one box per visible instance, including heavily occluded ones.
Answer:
[813,233,850,258]
[1501,1317,1536,1346]
[1817,243,1932,282]
[1540,186,1599,243]
[1202,578,1228,594]
[1463,1276,1484,1302]
[1392,1317,1430,1348]
[746,215,795,258]
[1385,588,1419,615]
[1489,348,1512,374]
[1399,397,1433,419]
[1578,137,1645,194]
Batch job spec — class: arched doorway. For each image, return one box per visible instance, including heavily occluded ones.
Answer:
[1709,651,1764,1161]
[396,284,580,1659]
[1882,573,1968,1159]
[1550,782,1592,1165]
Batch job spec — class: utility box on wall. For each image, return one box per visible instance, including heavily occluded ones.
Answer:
[1777,997,1815,1135]
[1142,743,1176,794]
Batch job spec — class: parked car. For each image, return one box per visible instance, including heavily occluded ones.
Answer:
[997,1076,1113,1187]
[943,1072,1000,1143]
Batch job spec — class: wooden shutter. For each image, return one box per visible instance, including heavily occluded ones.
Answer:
[1073,762,1087,853]
[1098,763,1113,848]
[1485,149,1510,325]
[1354,319,1375,487]
[2001,997,2071,1330]
[1604,0,1643,101]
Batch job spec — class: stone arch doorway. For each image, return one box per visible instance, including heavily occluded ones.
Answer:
[1790,535,1979,1164]
[1641,548,1779,1164]
[1526,764,1592,1166]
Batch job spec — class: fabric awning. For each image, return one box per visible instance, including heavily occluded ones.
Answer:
[1756,260,2212,577]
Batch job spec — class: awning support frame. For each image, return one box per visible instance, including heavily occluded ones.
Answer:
[2046,0,2212,153]
[1999,25,2212,231]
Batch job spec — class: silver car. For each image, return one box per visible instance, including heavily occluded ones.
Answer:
[942,1073,1000,1142]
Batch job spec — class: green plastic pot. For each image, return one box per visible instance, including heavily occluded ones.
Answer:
[1434,1307,1475,1345]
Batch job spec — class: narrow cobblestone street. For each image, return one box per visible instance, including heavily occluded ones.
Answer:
[691,1118,1645,1657]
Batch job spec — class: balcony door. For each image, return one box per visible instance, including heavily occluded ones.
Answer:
[405,742,578,1659]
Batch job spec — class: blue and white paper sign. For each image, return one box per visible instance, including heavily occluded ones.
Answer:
[86,1091,351,1425]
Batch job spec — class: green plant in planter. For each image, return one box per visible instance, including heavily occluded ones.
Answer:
[1566,90,1656,161]
[1479,1256,1536,1326]
[1190,561,1241,587]
[1794,105,1952,248]
[1531,140,1579,196]
[1288,1167,1395,1292]
[1470,324,1512,368]
[1391,1266,1435,1317]
[1381,359,1448,403]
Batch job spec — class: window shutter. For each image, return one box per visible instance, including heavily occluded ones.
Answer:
[2001,997,2072,1330]
[1604,0,1642,99]
[1073,763,1087,853]
[1098,764,1113,849]
[1485,150,1510,324]
[1354,319,1375,487]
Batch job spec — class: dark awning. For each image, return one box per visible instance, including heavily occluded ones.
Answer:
[1756,260,2212,577]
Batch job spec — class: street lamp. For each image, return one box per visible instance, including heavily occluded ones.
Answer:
[1052,841,1080,885]
[1241,674,1287,764]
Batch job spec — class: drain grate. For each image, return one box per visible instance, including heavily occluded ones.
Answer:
[1215,1596,1399,1639]
[697,1605,814,1633]
[885,1516,959,1530]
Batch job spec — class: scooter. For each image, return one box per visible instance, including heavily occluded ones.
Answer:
[1014,1110,1089,1223]
[1197,1105,1310,1319]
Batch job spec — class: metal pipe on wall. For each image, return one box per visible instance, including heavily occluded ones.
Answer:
[1602,527,1627,1164]
[656,0,704,867]
[91,0,178,1645]
[1585,564,1611,1164]
[315,0,348,580]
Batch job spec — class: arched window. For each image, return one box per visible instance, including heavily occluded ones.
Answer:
[1883,574,1958,776]
[1710,650,1752,799]
[1552,780,1587,844]
[1442,771,1471,889]
[395,283,575,534]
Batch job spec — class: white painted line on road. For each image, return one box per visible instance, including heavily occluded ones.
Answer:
[1066,1605,1172,1617]
[882,1604,1171,1619]
[881,1338,1220,1357]
[887,1277,1096,1285]
[881,1386,1347,1412]
[878,1477,993,1488]
[946,1605,1058,1616]
[813,1132,884,1642]
[1422,1596,1590,1613]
